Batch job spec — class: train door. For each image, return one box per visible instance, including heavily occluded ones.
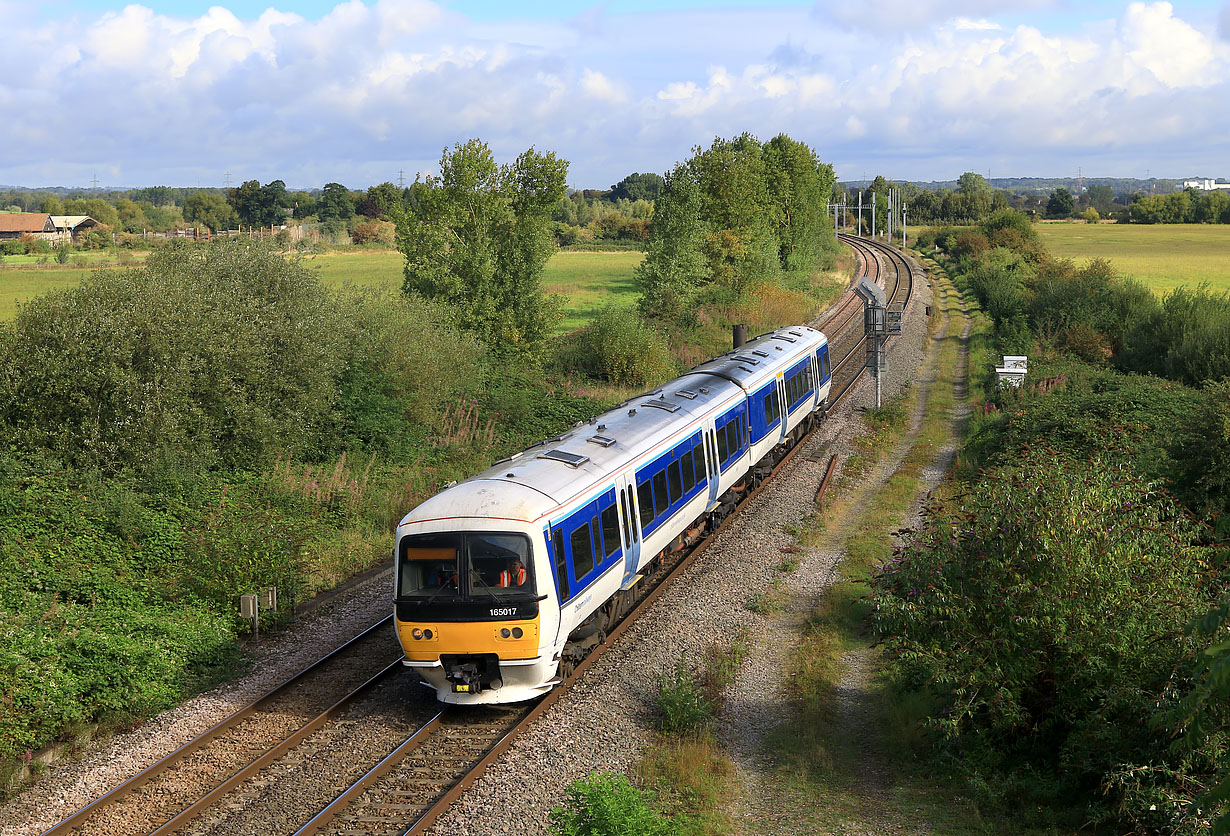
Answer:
[704,421,722,508]
[775,375,788,442]
[617,477,642,587]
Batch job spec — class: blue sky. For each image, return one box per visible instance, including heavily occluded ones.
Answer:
[3,0,1230,188]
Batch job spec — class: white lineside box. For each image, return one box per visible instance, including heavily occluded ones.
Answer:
[995,355,1028,388]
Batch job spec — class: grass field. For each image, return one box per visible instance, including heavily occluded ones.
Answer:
[0,247,644,331]
[302,248,643,333]
[1036,223,1230,294]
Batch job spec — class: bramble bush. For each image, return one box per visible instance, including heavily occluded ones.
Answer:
[871,450,1223,832]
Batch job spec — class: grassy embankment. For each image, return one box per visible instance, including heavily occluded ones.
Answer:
[1035,222,1230,294]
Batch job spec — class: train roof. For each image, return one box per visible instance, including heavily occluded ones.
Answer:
[396,325,827,531]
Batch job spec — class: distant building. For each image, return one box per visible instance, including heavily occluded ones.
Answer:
[50,215,100,240]
[0,212,56,240]
[1178,179,1230,192]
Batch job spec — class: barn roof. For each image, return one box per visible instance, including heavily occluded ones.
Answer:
[0,213,55,233]
[50,215,98,230]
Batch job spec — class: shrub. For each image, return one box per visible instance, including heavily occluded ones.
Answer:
[550,773,674,836]
[871,450,1219,831]
[1118,285,1230,385]
[0,240,349,473]
[656,659,713,734]
[558,305,676,387]
[351,219,395,247]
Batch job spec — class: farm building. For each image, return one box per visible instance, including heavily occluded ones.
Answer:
[0,212,56,240]
[50,215,100,240]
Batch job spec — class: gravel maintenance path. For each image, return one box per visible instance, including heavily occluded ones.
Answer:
[722,258,971,835]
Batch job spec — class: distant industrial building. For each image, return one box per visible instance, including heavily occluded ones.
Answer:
[1178,179,1230,192]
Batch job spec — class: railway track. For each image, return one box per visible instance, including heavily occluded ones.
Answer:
[40,236,919,836]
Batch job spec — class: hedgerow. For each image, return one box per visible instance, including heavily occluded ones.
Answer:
[871,450,1224,832]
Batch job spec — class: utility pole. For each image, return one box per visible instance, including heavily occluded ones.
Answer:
[225,171,232,190]
[398,169,406,188]
[872,192,876,239]
[901,204,907,248]
[857,190,863,238]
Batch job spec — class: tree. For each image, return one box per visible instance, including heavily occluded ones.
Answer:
[1085,184,1114,214]
[634,161,707,321]
[228,180,289,227]
[1047,187,1076,218]
[957,171,990,195]
[40,195,64,215]
[609,172,664,203]
[397,139,568,354]
[183,191,237,232]
[762,134,836,271]
[318,183,356,224]
[357,182,402,219]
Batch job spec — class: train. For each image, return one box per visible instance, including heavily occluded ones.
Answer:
[393,325,833,704]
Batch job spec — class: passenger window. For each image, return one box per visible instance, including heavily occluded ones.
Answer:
[638,480,654,527]
[668,460,682,504]
[726,421,739,456]
[681,450,696,492]
[716,424,729,462]
[653,470,669,516]
[572,520,595,581]
[692,442,706,480]
[553,528,569,600]
[601,504,620,558]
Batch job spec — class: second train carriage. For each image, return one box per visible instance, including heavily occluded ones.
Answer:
[394,326,833,704]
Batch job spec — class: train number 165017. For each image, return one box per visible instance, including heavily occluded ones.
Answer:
[490,607,518,617]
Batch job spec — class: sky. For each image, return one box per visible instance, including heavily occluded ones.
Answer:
[2,0,1229,189]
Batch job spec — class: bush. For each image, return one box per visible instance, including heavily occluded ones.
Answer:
[550,773,674,836]
[871,451,1219,831]
[656,659,713,734]
[557,305,677,387]
[1118,285,1230,385]
[351,219,395,247]
[0,240,349,473]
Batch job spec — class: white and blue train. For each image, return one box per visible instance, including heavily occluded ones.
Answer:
[394,325,833,704]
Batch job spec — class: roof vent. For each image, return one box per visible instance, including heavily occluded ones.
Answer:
[753,349,770,358]
[676,389,698,400]
[733,355,760,365]
[588,435,616,448]
[538,449,590,468]
[699,387,710,394]
[772,334,798,344]
[644,397,681,413]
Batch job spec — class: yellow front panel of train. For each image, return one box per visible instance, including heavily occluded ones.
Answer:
[397,617,540,661]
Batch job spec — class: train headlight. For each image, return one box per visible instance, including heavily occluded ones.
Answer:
[500,628,511,638]
[412,628,424,640]
[423,628,433,639]
[512,627,523,639]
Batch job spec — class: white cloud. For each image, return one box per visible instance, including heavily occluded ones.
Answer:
[580,69,628,105]
[813,0,1053,33]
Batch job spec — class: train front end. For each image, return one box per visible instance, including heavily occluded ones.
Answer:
[393,483,560,704]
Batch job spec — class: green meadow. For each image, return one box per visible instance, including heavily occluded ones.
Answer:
[1036,223,1230,295]
[303,248,643,333]
[0,247,643,331]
